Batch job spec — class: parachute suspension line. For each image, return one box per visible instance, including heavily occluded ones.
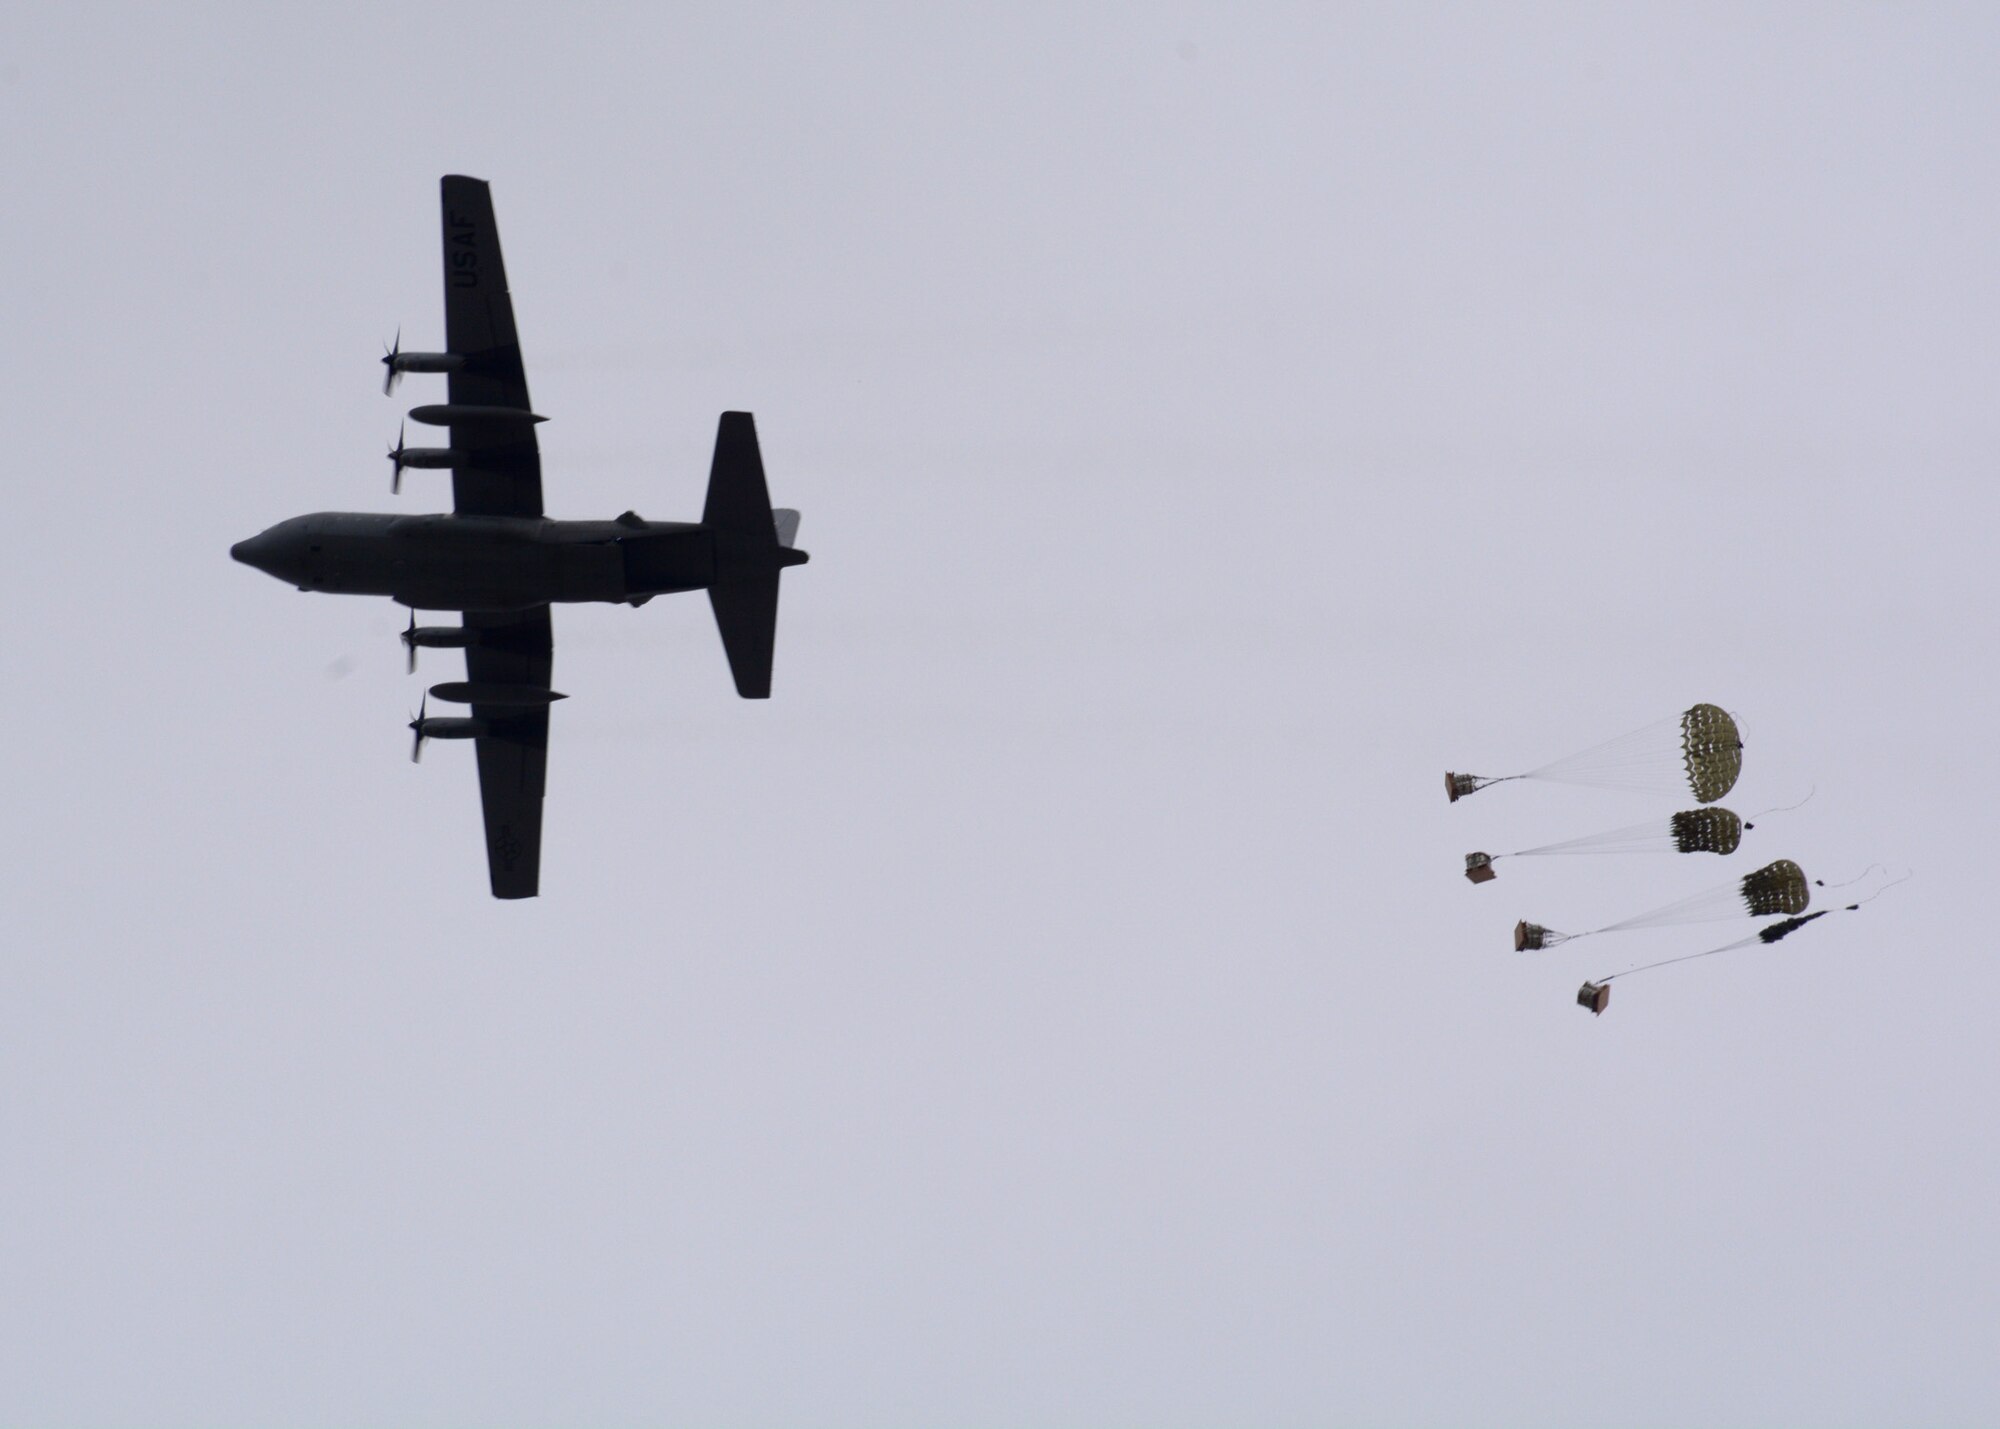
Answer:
[1503,817,1669,859]
[1523,717,1689,790]
[1853,868,1913,905]
[1528,705,1742,802]
[1447,772,1523,801]
[1816,863,1886,891]
[1515,859,1809,952]
[1597,935,1761,985]
[1497,807,1743,860]
[1744,786,1815,825]
[1591,858,1808,934]
[1834,868,1913,909]
[1514,921,1577,951]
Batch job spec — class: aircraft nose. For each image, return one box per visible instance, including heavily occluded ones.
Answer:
[231,531,275,572]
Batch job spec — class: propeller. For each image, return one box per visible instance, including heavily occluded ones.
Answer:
[402,609,419,673]
[381,326,403,396]
[388,420,408,494]
[409,691,428,763]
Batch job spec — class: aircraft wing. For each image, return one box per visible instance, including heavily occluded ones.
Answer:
[440,175,545,519]
[463,606,553,899]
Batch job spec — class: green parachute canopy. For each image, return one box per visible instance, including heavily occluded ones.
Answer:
[1672,807,1745,854]
[1680,704,1744,804]
[1448,703,1743,806]
[1739,858,1812,916]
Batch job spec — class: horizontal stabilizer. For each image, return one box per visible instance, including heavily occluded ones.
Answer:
[702,412,806,698]
[704,412,777,550]
[710,577,781,699]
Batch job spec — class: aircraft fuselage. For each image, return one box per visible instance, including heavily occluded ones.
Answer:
[231,511,719,611]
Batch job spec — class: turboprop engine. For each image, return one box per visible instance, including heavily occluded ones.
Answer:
[381,330,465,394]
[387,421,467,492]
[408,686,559,760]
[401,612,474,671]
[408,693,485,761]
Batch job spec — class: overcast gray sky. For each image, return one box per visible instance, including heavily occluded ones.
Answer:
[4,4,1995,1425]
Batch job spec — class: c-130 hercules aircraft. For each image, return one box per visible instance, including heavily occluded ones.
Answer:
[232,176,809,899]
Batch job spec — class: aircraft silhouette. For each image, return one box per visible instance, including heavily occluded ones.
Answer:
[233,176,808,898]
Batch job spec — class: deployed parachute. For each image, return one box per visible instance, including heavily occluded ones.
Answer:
[1574,870,1909,1014]
[1514,858,1810,951]
[1447,703,1743,805]
[1576,916,1828,1017]
[1464,807,1743,883]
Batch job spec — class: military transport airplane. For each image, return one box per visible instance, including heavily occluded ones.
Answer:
[232,175,808,899]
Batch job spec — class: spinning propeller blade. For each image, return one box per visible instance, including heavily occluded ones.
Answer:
[381,327,403,396]
[388,420,407,494]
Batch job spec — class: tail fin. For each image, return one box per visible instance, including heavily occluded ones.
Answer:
[703,412,808,698]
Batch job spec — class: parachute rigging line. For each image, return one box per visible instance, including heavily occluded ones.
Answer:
[1816,863,1887,891]
[1742,786,1816,829]
[1465,807,1744,883]
[1515,858,1810,951]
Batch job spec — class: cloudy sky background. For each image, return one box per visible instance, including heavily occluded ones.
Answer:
[5,5,1995,1425]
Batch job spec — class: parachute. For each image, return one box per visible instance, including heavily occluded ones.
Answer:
[1515,858,1810,951]
[1464,807,1743,883]
[1574,870,1909,1013]
[1439,698,1896,1016]
[1447,703,1743,805]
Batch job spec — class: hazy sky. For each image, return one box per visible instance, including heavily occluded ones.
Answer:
[5,5,1996,1425]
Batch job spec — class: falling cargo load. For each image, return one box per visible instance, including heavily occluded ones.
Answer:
[1464,807,1743,883]
[1573,869,1911,1013]
[1514,858,1812,951]
[1447,703,1744,805]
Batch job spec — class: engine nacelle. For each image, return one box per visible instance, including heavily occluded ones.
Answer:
[388,351,464,376]
[413,715,486,741]
[408,404,547,427]
[405,625,475,650]
[392,446,466,469]
[427,682,568,707]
